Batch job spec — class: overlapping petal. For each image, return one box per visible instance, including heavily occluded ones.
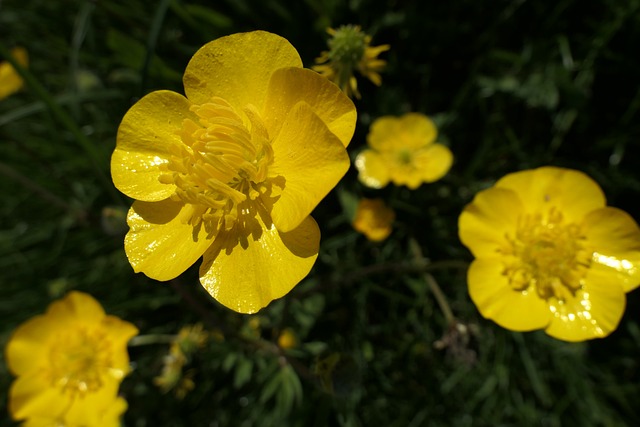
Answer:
[112,91,195,201]
[269,101,350,232]
[263,67,356,146]
[183,31,302,111]
[584,207,640,292]
[124,199,213,281]
[496,167,606,221]
[459,187,524,257]
[468,258,552,331]
[545,283,626,342]
[199,214,319,314]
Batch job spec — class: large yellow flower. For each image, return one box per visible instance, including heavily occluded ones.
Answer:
[459,167,640,341]
[111,31,356,313]
[355,113,453,189]
[0,47,28,100]
[5,291,138,426]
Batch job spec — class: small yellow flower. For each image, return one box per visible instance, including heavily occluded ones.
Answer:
[459,166,640,341]
[111,31,356,314]
[313,25,389,99]
[0,47,28,100]
[355,113,453,189]
[352,198,395,241]
[277,328,298,349]
[5,291,138,426]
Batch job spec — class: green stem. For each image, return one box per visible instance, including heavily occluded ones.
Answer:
[129,334,176,346]
[409,237,456,325]
[0,42,124,206]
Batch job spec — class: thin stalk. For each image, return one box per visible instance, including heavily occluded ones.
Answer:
[409,237,456,325]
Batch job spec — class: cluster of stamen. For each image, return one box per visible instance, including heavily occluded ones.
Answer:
[160,97,274,234]
[47,328,116,397]
[501,207,592,303]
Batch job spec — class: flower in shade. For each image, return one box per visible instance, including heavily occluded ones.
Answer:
[5,291,138,426]
[458,166,640,341]
[355,113,453,189]
[111,31,356,314]
[313,25,389,99]
[352,198,395,241]
[0,47,28,100]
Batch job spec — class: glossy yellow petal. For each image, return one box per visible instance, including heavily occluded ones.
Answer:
[468,258,552,331]
[458,187,524,257]
[544,280,625,342]
[183,31,302,111]
[584,207,640,292]
[112,90,196,201]
[124,199,213,281]
[355,149,390,189]
[413,143,453,183]
[496,167,606,221]
[0,47,28,100]
[199,214,319,314]
[263,67,356,147]
[269,102,349,232]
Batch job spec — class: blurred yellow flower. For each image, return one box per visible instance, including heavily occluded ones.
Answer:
[313,25,389,99]
[111,31,356,314]
[459,166,640,341]
[0,47,28,100]
[352,198,395,241]
[355,113,453,189]
[5,291,138,426]
[277,328,298,349]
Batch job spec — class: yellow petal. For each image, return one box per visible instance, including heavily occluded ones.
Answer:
[584,207,640,292]
[0,47,28,100]
[124,199,213,281]
[183,31,302,111]
[5,315,51,376]
[458,187,524,257]
[468,258,552,331]
[355,149,390,189]
[199,214,319,314]
[48,291,106,325]
[269,101,350,233]
[413,143,453,183]
[112,90,195,201]
[102,315,138,374]
[9,372,69,421]
[64,380,121,426]
[263,67,356,147]
[367,113,437,152]
[544,280,625,342]
[496,166,606,221]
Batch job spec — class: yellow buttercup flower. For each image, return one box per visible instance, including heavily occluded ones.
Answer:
[111,31,356,314]
[313,25,389,99]
[355,113,453,189]
[459,166,640,341]
[352,198,395,241]
[5,291,138,426]
[0,47,28,100]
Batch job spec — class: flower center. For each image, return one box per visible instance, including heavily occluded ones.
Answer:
[502,207,592,302]
[48,327,117,396]
[160,97,275,234]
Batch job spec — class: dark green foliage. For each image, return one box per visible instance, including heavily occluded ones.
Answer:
[2,0,640,425]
